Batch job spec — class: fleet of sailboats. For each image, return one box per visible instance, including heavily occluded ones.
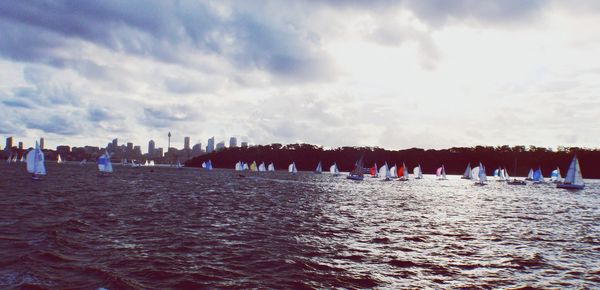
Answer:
[7,142,588,191]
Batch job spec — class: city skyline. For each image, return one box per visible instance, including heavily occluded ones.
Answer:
[1,2,600,149]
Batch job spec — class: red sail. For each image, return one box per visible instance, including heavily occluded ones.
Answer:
[398,166,404,177]
[370,166,376,176]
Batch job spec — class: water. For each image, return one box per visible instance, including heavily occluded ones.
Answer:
[1,162,599,289]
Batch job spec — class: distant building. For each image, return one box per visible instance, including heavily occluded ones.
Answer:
[40,138,44,150]
[184,136,190,150]
[241,142,248,148]
[155,147,163,158]
[5,136,12,151]
[206,137,215,153]
[192,143,202,157]
[127,142,133,152]
[148,140,155,156]
[18,142,23,150]
[229,137,237,148]
[216,141,225,151]
[112,138,118,148]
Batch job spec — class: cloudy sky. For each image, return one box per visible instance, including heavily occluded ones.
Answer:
[1,0,599,151]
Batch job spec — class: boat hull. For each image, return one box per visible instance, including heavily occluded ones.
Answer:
[346,175,364,181]
[507,179,526,185]
[557,183,584,190]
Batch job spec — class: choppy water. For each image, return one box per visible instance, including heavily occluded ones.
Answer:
[1,162,599,289]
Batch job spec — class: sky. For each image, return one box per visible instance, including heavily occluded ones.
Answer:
[1,0,599,152]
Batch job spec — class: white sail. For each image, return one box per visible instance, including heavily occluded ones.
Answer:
[478,163,487,182]
[6,153,12,164]
[379,164,387,176]
[527,168,534,180]
[57,154,63,164]
[20,155,25,162]
[243,162,249,170]
[413,165,423,179]
[315,162,322,173]
[288,162,297,173]
[463,164,472,179]
[564,156,584,186]
[330,163,339,176]
[268,163,275,171]
[384,162,391,179]
[235,161,242,171]
[402,163,409,179]
[390,164,398,178]
[472,166,480,181]
[176,160,182,168]
[503,168,510,180]
[97,152,113,173]
[26,141,46,175]
[258,162,266,172]
[149,160,155,166]
[80,159,87,165]
[144,160,150,166]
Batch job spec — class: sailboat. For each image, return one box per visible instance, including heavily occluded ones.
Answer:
[176,160,183,169]
[97,152,113,175]
[494,167,508,181]
[80,159,87,166]
[258,162,266,172]
[250,161,257,172]
[26,141,46,180]
[144,160,150,167]
[12,154,17,163]
[131,160,140,168]
[532,168,545,183]
[398,163,409,181]
[413,164,423,179]
[381,162,392,181]
[242,162,249,171]
[507,158,526,185]
[314,162,322,174]
[202,160,213,170]
[235,161,243,171]
[330,162,340,176]
[461,163,472,179]
[57,154,63,164]
[268,163,275,172]
[550,167,562,183]
[347,157,364,180]
[20,155,25,162]
[557,155,584,189]
[473,163,487,186]
[6,152,12,164]
[369,163,378,178]
[288,162,298,174]
[390,164,398,178]
[436,165,447,180]
[525,168,534,181]
[149,160,155,166]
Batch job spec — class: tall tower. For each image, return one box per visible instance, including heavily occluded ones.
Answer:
[40,137,45,150]
[148,140,155,156]
[206,137,215,153]
[5,136,13,151]
[184,136,190,150]
[229,137,237,148]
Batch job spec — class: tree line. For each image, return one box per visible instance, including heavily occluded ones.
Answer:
[185,143,600,178]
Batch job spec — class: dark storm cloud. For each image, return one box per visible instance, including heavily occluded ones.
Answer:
[0,0,334,82]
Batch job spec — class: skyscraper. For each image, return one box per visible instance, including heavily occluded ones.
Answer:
[18,142,23,149]
[5,136,13,151]
[241,142,248,148]
[206,137,215,153]
[148,140,155,156]
[192,143,202,157]
[40,138,44,150]
[184,136,190,150]
[229,137,237,148]
[216,141,225,151]
[112,138,118,148]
